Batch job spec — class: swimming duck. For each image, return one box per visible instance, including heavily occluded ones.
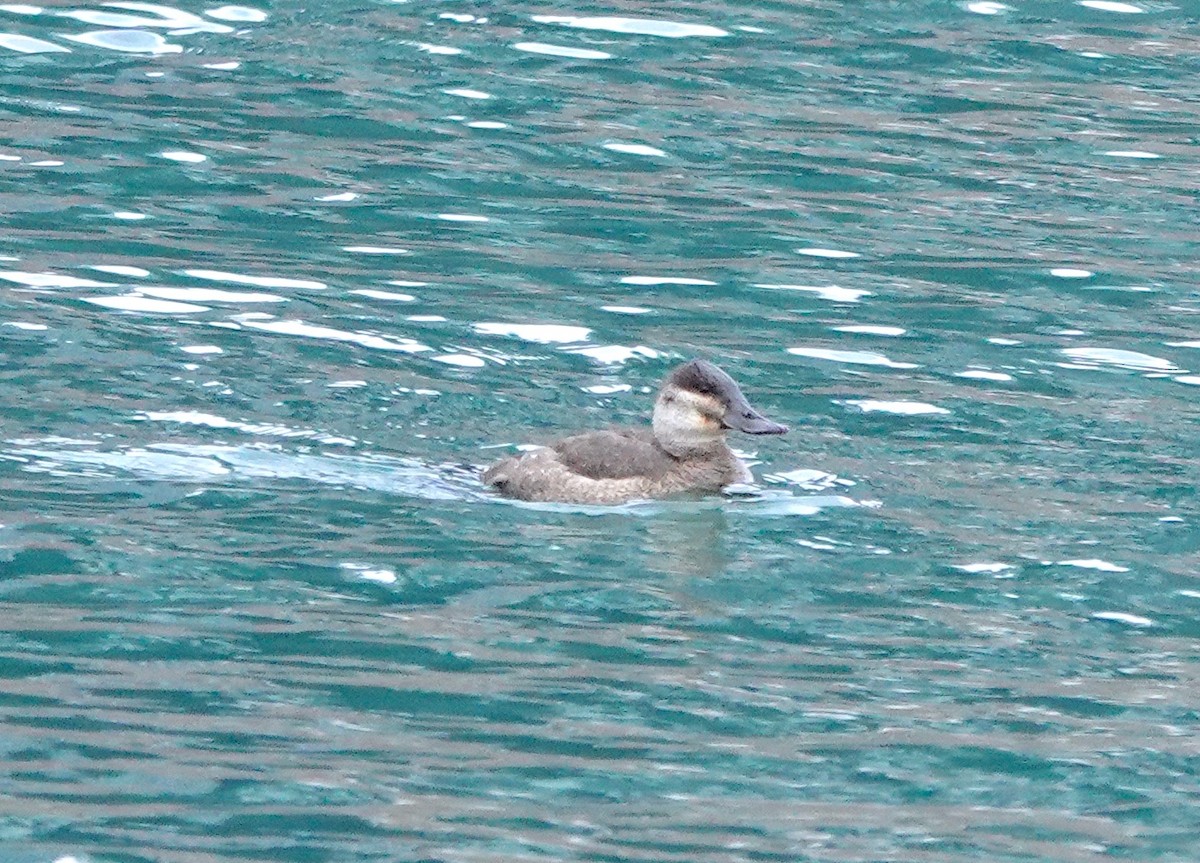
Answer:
[483,359,788,504]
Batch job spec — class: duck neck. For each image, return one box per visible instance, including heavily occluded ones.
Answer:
[652,399,728,459]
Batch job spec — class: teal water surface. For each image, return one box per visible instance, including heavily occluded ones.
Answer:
[1,1,1199,861]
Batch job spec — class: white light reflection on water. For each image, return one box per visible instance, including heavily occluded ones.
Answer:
[57,2,231,31]
[566,345,662,364]
[833,325,906,336]
[184,269,327,290]
[755,283,872,303]
[1078,1,1145,12]
[513,41,612,60]
[473,322,591,343]
[138,287,285,303]
[788,347,919,368]
[158,149,207,162]
[531,15,729,38]
[205,5,268,23]
[88,265,150,277]
[795,247,861,259]
[61,29,183,51]
[603,142,668,157]
[1,270,115,288]
[842,400,950,416]
[85,295,209,313]
[0,32,68,51]
[1060,347,1178,372]
[621,276,715,286]
[237,318,432,352]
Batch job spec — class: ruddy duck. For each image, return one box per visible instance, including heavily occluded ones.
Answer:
[483,359,788,504]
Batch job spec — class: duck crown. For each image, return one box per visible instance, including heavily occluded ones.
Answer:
[664,359,741,404]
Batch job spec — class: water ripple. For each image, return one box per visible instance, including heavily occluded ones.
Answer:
[2,0,1199,859]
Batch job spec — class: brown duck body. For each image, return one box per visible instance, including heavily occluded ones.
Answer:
[483,359,787,505]
[483,427,751,504]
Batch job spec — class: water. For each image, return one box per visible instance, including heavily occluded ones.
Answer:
[1,1,1198,861]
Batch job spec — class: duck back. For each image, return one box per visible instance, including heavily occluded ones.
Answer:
[551,428,674,480]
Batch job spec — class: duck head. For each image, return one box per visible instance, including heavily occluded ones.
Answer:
[652,359,788,456]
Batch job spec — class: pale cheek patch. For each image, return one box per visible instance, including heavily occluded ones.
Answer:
[683,393,724,419]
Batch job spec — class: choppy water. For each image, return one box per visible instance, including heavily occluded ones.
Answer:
[2,1,1199,861]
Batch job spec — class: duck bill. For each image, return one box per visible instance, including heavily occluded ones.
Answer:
[723,398,789,435]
